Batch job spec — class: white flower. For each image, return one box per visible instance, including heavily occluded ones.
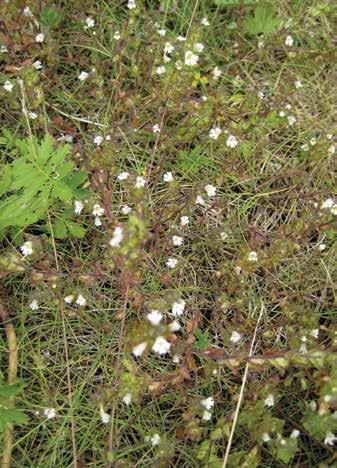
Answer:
[157,29,166,36]
[94,135,104,146]
[196,195,206,205]
[23,6,33,16]
[279,111,286,117]
[169,320,181,332]
[29,299,39,310]
[310,137,317,146]
[43,408,56,419]
[109,226,124,248]
[127,0,136,9]
[180,215,189,226]
[99,405,110,424]
[324,432,337,446]
[258,91,265,100]
[153,124,160,134]
[121,204,132,215]
[264,393,275,407]
[20,241,33,257]
[193,42,204,53]
[152,336,171,355]
[301,143,309,151]
[122,393,132,405]
[78,71,89,81]
[209,127,222,140]
[163,54,171,63]
[258,40,265,49]
[167,257,178,269]
[156,65,166,75]
[262,432,271,442]
[226,135,238,148]
[76,294,87,307]
[248,251,258,262]
[94,216,102,226]
[172,354,180,363]
[28,111,38,120]
[85,17,95,28]
[295,80,302,89]
[164,42,174,54]
[321,198,334,209]
[0,45,8,53]
[117,171,129,181]
[201,397,214,410]
[135,176,146,188]
[285,104,292,110]
[163,171,174,182]
[220,231,228,241]
[328,144,335,155]
[35,33,45,43]
[205,184,216,197]
[177,36,186,42]
[318,243,326,251]
[230,331,242,344]
[212,66,222,80]
[147,310,163,326]
[105,135,111,141]
[331,204,337,215]
[92,204,104,216]
[132,341,147,357]
[150,433,161,446]
[285,35,294,46]
[290,429,300,439]
[175,60,183,70]
[114,31,121,40]
[33,60,42,70]
[310,329,319,339]
[202,410,212,421]
[171,299,185,317]
[299,342,307,354]
[327,134,333,140]
[3,81,14,92]
[202,96,208,102]
[64,295,74,304]
[184,51,199,66]
[201,17,210,26]
[74,200,84,215]
[172,235,183,246]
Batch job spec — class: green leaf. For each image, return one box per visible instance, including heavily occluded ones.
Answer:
[243,3,281,35]
[52,181,73,202]
[66,221,86,238]
[194,328,212,350]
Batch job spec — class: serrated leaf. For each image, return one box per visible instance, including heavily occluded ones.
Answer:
[243,3,281,35]
[52,181,73,202]
[66,221,86,238]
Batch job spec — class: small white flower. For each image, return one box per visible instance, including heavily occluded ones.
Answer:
[285,35,294,47]
[328,144,335,155]
[324,432,337,446]
[121,204,132,215]
[157,28,166,36]
[23,6,33,16]
[205,184,216,197]
[33,60,42,70]
[301,143,309,151]
[180,215,189,226]
[132,341,147,357]
[94,135,104,146]
[105,135,111,141]
[109,226,124,248]
[264,393,275,407]
[29,299,39,310]
[201,17,210,26]
[20,241,33,257]
[287,115,296,126]
[76,294,86,307]
[196,195,206,205]
[331,204,337,215]
[318,243,326,251]
[175,60,183,70]
[172,235,183,246]
[193,42,204,53]
[114,31,121,40]
[64,295,74,304]
[169,320,181,332]
[127,0,136,9]
[310,137,317,146]
[152,336,171,355]
[309,401,317,411]
[177,35,186,42]
[122,393,132,405]
[230,331,242,344]
[202,410,212,421]
[295,80,302,89]
[35,33,45,43]
[310,329,319,339]
[172,354,180,363]
[285,104,292,110]
[220,231,228,241]
[212,66,221,80]
[258,91,265,100]
[28,111,38,120]
[0,45,8,54]
[299,342,307,354]
[94,216,102,227]
[321,198,334,209]
[3,81,14,92]
[262,433,271,442]
[184,51,199,66]
[147,310,163,326]
[163,171,174,182]
[171,299,185,317]
[201,397,214,410]
[167,257,178,269]
[290,429,300,439]
[248,251,258,262]
[92,204,105,216]
[117,171,129,181]
[99,405,110,424]
[226,135,238,148]
[78,71,89,81]
[74,200,84,215]
[85,17,95,28]
[202,96,208,102]
[135,176,146,188]
[209,127,222,140]
[152,124,160,134]
[156,65,166,75]
[258,40,265,49]
[279,110,286,117]
[163,54,171,63]
[326,134,333,140]
[150,433,161,446]
[164,42,174,54]
[43,408,56,419]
